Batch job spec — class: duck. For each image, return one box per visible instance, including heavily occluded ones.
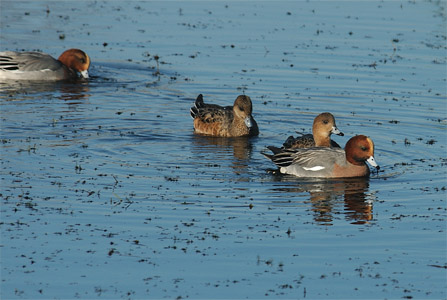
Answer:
[263,135,379,178]
[282,112,344,149]
[0,48,90,81]
[190,94,259,137]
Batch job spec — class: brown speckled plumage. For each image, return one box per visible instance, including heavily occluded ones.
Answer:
[190,94,259,137]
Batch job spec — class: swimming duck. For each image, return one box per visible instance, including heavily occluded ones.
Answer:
[263,135,379,178]
[190,94,259,137]
[0,48,90,81]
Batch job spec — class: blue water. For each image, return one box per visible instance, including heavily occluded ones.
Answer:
[1,1,446,299]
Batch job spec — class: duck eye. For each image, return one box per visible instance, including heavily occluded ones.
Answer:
[239,106,245,112]
[360,146,367,151]
[323,120,329,124]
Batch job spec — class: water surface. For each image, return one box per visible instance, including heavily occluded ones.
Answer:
[1,1,446,299]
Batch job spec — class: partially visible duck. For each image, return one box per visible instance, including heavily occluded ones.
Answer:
[190,94,259,137]
[263,135,379,178]
[283,112,343,149]
[0,49,90,81]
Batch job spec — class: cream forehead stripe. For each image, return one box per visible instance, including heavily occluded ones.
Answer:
[366,136,374,148]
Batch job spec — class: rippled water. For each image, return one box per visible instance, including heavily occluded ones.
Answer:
[1,1,446,299]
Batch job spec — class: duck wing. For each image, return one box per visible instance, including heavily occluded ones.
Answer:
[190,94,233,124]
[270,147,344,170]
[0,51,62,72]
[282,134,315,149]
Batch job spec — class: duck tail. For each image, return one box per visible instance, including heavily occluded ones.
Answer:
[266,145,282,155]
[261,146,282,160]
[282,136,296,148]
[261,150,274,160]
[0,54,18,71]
[262,146,295,168]
[190,94,204,119]
[271,151,295,168]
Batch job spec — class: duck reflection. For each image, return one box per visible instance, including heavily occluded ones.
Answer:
[269,174,374,225]
[0,79,90,102]
[57,81,90,102]
[342,178,374,225]
[191,135,254,173]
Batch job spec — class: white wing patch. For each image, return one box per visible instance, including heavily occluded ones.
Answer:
[303,166,325,171]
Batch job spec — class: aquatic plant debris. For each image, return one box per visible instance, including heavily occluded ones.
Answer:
[1,1,446,299]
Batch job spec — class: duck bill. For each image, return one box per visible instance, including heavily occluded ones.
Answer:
[244,116,253,128]
[366,156,380,170]
[80,70,89,78]
[331,126,344,136]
